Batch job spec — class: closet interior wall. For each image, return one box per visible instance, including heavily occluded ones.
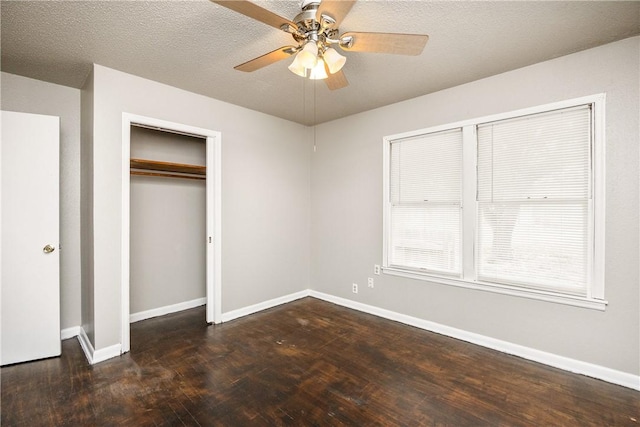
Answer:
[129,126,206,317]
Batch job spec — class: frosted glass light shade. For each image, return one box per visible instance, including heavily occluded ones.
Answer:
[288,54,307,77]
[323,47,346,74]
[309,59,328,80]
[297,42,318,69]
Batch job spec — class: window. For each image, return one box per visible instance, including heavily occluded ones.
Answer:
[389,129,462,275]
[383,95,605,309]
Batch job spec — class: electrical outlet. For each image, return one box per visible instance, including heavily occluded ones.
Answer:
[352,283,358,294]
[374,265,381,275]
[367,277,374,288]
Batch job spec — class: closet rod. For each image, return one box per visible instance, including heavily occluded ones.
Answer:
[130,158,206,175]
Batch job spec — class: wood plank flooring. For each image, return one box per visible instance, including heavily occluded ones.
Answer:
[1,297,638,426]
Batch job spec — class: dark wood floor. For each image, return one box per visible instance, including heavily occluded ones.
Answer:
[1,297,638,426]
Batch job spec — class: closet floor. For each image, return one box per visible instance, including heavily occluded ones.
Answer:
[1,297,638,426]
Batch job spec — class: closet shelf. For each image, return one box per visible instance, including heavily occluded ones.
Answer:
[130,158,206,180]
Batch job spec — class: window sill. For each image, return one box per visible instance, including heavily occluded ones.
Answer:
[382,267,607,311]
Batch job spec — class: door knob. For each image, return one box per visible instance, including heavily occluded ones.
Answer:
[43,244,55,253]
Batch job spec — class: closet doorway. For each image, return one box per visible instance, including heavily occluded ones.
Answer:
[121,113,221,354]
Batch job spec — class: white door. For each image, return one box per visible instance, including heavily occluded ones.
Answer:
[1,110,61,365]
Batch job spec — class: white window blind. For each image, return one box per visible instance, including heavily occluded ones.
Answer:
[389,129,462,275]
[476,105,592,295]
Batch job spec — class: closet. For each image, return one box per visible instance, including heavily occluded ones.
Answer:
[129,125,207,326]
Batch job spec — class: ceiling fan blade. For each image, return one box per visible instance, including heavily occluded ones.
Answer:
[324,65,349,90]
[317,0,357,27]
[211,0,297,32]
[234,46,297,72]
[341,32,429,56]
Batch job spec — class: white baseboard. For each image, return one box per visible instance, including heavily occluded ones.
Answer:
[93,343,121,364]
[221,290,310,322]
[61,326,81,340]
[77,327,95,364]
[77,327,121,365]
[309,290,640,391]
[130,297,207,323]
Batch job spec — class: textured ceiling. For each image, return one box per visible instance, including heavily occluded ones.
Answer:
[1,1,639,125]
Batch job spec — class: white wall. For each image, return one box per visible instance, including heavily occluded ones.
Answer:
[1,72,82,331]
[80,69,95,343]
[88,64,311,349]
[129,127,206,314]
[311,36,640,375]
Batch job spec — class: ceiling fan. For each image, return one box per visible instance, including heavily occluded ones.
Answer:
[211,0,429,90]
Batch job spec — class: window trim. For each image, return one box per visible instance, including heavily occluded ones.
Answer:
[382,94,606,310]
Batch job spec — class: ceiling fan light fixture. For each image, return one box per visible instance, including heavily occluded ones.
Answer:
[288,55,308,77]
[322,47,346,74]
[297,41,319,69]
[309,59,328,80]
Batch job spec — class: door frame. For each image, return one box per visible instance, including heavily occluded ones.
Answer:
[121,113,222,353]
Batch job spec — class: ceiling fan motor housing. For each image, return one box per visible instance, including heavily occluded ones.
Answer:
[292,2,339,52]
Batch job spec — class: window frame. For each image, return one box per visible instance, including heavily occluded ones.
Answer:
[382,94,606,310]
